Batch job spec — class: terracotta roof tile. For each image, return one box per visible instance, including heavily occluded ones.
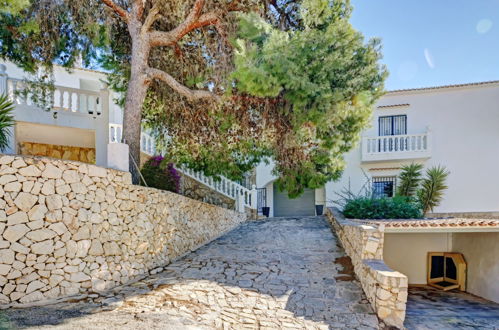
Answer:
[352,217,499,229]
[386,80,499,94]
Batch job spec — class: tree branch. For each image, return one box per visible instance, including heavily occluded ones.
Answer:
[146,67,219,102]
[101,0,129,22]
[149,11,219,47]
[148,0,222,47]
[141,3,161,34]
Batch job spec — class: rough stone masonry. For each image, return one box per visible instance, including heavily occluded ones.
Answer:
[0,154,246,306]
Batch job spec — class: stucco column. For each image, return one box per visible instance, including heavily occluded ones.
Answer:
[95,84,110,167]
[0,64,7,95]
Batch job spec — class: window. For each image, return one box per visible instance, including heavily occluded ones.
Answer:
[379,115,407,136]
[373,176,396,198]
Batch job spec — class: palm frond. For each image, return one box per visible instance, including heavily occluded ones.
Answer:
[396,163,423,197]
[418,165,449,215]
[0,94,15,152]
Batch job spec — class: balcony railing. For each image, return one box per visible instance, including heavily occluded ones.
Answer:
[6,78,104,117]
[362,131,431,162]
[178,166,257,212]
[109,123,155,156]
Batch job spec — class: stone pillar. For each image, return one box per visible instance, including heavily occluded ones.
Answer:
[107,143,129,172]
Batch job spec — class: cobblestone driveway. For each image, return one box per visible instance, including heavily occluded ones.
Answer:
[3,216,379,329]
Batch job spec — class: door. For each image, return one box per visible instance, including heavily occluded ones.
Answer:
[378,115,407,151]
[273,184,315,217]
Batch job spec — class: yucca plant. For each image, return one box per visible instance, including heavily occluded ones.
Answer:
[396,163,423,197]
[418,166,449,215]
[0,94,15,152]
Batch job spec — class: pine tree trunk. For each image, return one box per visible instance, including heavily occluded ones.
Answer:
[123,77,145,184]
[123,21,149,184]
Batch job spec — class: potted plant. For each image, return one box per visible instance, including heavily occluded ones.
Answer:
[262,206,270,217]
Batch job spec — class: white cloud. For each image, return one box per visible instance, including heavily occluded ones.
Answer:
[476,19,493,34]
[424,48,435,69]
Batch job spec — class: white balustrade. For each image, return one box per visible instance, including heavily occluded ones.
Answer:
[6,78,103,116]
[108,124,155,156]
[362,131,432,162]
[176,165,257,213]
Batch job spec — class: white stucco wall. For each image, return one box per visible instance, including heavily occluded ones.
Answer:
[16,122,95,149]
[256,159,277,188]
[383,233,453,284]
[326,83,499,213]
[452,232,499,303]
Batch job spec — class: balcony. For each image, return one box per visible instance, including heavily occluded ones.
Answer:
[361,131,431,162]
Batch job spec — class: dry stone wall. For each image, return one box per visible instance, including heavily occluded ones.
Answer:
[326,208,407,329]
[0,154,246,306]
[19,142,96,164]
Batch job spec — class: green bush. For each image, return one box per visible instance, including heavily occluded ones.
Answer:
[0,94,15,152]
[140,156,180,193]
[343,196,422,219]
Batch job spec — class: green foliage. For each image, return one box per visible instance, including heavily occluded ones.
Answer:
[1,0,387,198]
[418,166,449,214]
[140,156,181,193]
[0,1,111,73]
[0,94,15,152]
[232,0,387,197]
[343,196,422,219]
[396,163,423,197]
[0,0,30,15]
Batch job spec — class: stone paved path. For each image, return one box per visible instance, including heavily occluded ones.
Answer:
[2,216,379,329]
[405,286,499,330]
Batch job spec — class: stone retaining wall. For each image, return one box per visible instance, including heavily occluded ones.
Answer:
[19,142,96,164]
[326,208,407,328]
[0,154,246,306]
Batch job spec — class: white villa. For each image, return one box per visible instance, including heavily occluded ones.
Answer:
[1,59,498,310]
[256,80,499,219]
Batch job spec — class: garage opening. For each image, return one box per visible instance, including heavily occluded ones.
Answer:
[273,184,315,217]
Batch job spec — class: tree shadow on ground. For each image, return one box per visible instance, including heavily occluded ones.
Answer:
[3,216,379,329]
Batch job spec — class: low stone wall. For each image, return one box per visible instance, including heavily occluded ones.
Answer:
[0,154,246,306]
[326,208,407,328]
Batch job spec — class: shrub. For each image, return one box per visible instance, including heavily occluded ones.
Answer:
[140,156,181,193]
[396,163,423,197]
[343,196,422,219]
[0,94,15,152]
[418,165,449,214]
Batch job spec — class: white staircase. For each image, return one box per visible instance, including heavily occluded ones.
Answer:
[108,125,256,214]
[178,166,257,213]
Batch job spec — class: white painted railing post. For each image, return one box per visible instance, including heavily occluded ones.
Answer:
[426,126,432,153]
[361,135,368,155]
[251,184,257,210]
[0,64,7,95]
[96,83,110,167]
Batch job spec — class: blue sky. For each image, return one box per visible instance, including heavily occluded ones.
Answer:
[350,0,499,90]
